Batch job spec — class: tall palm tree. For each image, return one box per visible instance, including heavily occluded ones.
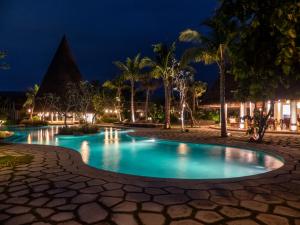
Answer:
[179,19,231,137]
[151,42,176,129]
[139,74,160,121]
[23,84,39,120]
[103,75,125,121]
[114,54,150,123]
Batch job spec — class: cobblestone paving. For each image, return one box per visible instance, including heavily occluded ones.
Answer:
[0,127,299,225]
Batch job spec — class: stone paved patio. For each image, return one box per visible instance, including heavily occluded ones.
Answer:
[0,127,300,225]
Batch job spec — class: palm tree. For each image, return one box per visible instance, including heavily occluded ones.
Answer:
[23,84,39,120]
[0,51,9,70]
[139,74,160,121]
[103,75,125,121]
[151,42,176,129]
[191,81,207,113]
[114,54,150,123]
[179,19,231,137]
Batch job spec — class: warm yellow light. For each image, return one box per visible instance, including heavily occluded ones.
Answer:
[27,109,31,113]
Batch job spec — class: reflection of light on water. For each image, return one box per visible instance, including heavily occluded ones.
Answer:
[45,130,49,145]
[264,155,284,170]
[81,141,90,163]
[27,134,32,144]
[225,147,257,164]
[103,129,120,170]
[177,143,189,155]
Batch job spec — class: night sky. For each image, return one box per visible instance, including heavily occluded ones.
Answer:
[0,0,218,91]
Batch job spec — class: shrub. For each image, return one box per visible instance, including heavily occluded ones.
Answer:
[100,117,119,123]
[20,120,48,126]
[58,125,100,135]
[0,131,14,139]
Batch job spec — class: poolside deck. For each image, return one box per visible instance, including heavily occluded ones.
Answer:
[0,127,299,225]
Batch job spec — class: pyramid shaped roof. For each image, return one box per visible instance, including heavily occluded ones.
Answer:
[37,35,83,98]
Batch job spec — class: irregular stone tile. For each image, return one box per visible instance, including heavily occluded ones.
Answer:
[55,190,77,198]
[101,189,124,197]
[186,190,210,199]
[195,210,224,223]
[57,204,78,211]
[103,182,122,190]
[113,201,137,212]
[256,213,289,225]
[226,219,260,225]
[71,193,97,204]
[112,213,138,225]
[46,198,67,207]
[0,213,10,222]
[50,212,74,222]
[47,188,67,195]
[154,194,189,205]
[164,187,184,194]
[4,213,36,225]
[8,185,27,192]
[123,185,143,192]
[0,204,12,211]
[170,219,204,225]
[142,202,163,212]
[6,206,31,214]
[233,190,255,200]
[138,213,165,225]
[99,197,123,207]
[246,186,271,194]
[54,181,72,188]
[126,193,151,202]
[211,196,239,206]
[273,190,300,201]
[68,182,86,190]
[10,188,29,197]
[273,206,300,218]
[33,185,50,192]
[220,206,251,218]
[209,189,232,197]
[188,200,217,210]
[167,204,192,218]
[29,197,49,207]
[254,194,284,204]
[87,179,106,186]
[240,200,268,212]
[287,200,300,209]
[80,186,104,193]
[144,187,167,195]
[78,203,108,224]
[35,208,55,218]
[57,221,82,225]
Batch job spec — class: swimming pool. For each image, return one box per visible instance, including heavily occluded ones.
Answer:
[4,126,283,179]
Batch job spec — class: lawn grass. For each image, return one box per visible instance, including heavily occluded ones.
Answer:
[0,155,33,168]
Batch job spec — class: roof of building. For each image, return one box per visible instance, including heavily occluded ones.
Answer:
[37,35,83,99]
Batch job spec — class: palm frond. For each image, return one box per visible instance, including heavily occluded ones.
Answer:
[179,29,202,43]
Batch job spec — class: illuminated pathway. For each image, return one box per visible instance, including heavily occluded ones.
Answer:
[0,127,299,225]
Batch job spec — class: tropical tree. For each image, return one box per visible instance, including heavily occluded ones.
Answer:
[76,81,95,124]
[139,73,160,121]
[103,75,125,121]
[114,54,150,123]
[190,81,207,113]
[179,19,232,137]
[151,42,176,129]
[23,84,39,120]
[217,0,300,142]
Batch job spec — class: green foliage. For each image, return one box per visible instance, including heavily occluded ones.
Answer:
[148,104,164,123]
[58,125,100,135]
[195,110,220,123]
[23,84,39,109]
[0,131,14,139]
[0,155,33,168]
[20,119,48,126]
[99,117,119,123]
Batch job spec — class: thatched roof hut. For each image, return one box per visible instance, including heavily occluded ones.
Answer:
[37,35,83,98]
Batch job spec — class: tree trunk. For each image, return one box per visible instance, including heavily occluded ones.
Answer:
[130,80,135,123]
[192,93,196,113]
[64,114,67,127]
[181,104,185,132]
[219,45,227,137]
[117,88,122,122]
[164,81,171,129]
[145,89,150,121]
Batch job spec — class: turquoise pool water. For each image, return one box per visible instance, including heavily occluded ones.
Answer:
[4,126,283,179]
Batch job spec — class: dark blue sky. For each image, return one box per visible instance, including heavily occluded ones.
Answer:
[0,0,218,91]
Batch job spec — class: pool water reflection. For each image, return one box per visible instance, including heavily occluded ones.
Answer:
[5,126,284,179]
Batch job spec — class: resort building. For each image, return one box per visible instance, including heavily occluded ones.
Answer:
[201,75,300,132]
[36,36,89,124]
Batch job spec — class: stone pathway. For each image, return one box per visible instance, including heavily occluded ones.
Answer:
[0,127,299,225]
